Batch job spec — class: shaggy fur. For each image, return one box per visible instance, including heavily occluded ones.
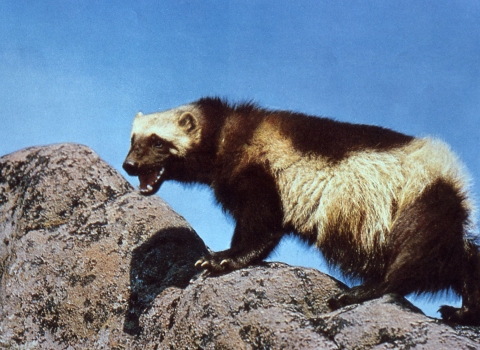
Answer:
[123,97,480,325]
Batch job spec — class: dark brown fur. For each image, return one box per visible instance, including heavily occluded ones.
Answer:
[196,97,414,162]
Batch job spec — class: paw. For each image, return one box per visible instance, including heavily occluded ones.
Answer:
[439,305,480,326]
[194,256,230,273]
[439,305,457,322]
[327,288,374,310]
[194,253,243,273]
[327,292,351,310]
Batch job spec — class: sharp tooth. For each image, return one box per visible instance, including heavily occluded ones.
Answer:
[155,168,164,181]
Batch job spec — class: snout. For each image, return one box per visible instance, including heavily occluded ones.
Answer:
[123,158,139,176]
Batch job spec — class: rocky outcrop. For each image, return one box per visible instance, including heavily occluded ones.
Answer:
[139,273,480,349]
[0,144,479,349]
[139,264,346,349]
[0,144,208,348]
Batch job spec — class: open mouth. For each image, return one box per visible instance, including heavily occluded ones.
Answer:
[138,167,165,195]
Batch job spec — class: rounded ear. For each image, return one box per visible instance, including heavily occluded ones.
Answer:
[178,112,198,133]
[135,112,144,118]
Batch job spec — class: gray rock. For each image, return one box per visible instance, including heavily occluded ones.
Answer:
[315,294,480,349]
[0,144,208,348]
[0,144,479,349]
[138,263,345,349]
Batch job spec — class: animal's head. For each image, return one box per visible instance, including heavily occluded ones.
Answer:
[123,105,203,195]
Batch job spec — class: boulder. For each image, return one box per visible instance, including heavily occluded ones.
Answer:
[0,144,208,348]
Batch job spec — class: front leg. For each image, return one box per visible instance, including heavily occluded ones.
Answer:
[197,164,285,273]
[195,223,283,273]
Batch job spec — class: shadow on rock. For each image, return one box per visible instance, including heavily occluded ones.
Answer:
[124,226,209,335]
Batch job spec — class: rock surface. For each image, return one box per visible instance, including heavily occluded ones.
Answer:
[0,144,208,349]
[0,143,479,349]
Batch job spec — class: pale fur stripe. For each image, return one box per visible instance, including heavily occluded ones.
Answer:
[273,137,475,252]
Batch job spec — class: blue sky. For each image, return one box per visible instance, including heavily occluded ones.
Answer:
[1,1,479,318]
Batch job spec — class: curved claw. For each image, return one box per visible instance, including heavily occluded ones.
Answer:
[220,259,229,266]
[194,259,204,267]
[201,261,210,268]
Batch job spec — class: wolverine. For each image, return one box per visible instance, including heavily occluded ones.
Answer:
[123,97,480,325]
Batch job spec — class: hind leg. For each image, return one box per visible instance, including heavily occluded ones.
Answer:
[327,211,440,310]
[327,230,444,311]
[439,240,480,325]
[329,180,472,318]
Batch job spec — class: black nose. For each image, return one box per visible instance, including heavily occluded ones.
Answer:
[123,159,139,176]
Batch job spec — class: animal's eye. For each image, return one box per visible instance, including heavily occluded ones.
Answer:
[150,134,167,151]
